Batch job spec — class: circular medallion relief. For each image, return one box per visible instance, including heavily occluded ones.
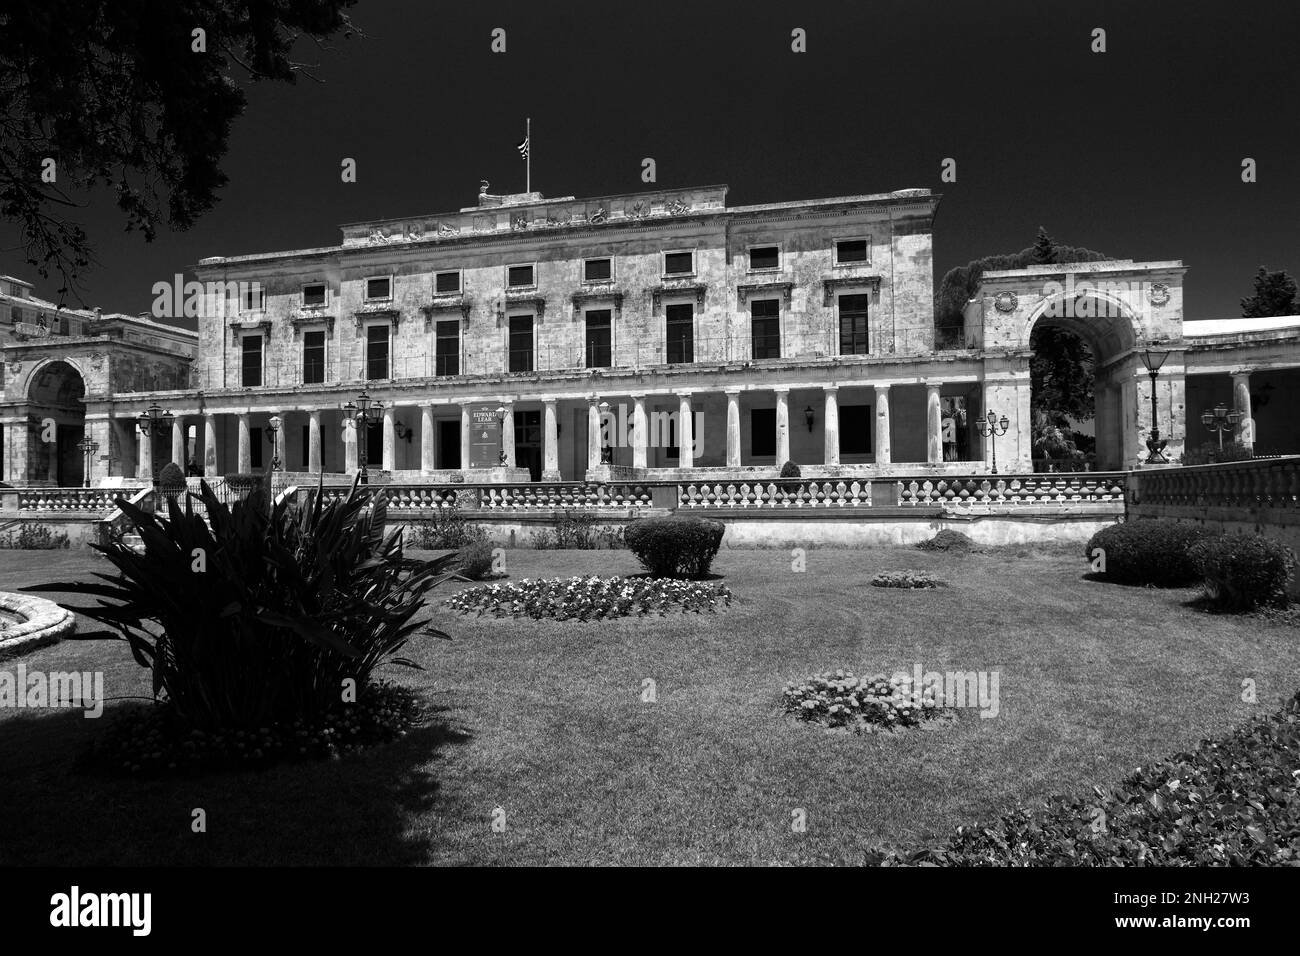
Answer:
[1148,282,1170,307]
[994,291,1018,313]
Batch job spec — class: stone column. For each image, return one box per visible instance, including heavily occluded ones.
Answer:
[459,404,471,471]
[725,388,742,467]
[631,394,648,469]
[237,413,251,473]
[678,392,694,469]
[587,397,602,470]
[203,414,219,477]
[420,404,435,473]
[874,385,892,465]
[308,410,322,473]
[542,398,560,481]
[1231,369,1254,453]
[925,382,942,464]
[137,425,152,482]
[823,386,840,466]
[382,406,396,472]
[774,388,789,465]
[501,401,516,468]
[171,416,186,467]
[342,417,358,473]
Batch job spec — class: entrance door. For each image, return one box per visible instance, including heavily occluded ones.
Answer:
[437,420,461,469]
[56,425,85,487]
[515,410,542,481]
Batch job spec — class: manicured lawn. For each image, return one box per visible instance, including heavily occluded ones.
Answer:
[1,544,1297,865]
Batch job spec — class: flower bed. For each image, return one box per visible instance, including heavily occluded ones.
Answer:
[871,570,944,589]
[444,575,732,620]
[782,670,943,730]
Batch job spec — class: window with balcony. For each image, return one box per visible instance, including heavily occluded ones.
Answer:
[509,315,534,372]
[435,271,461,294]
[435,320,460,376]
[507,264,535,288]
[365,276,392,301]
[241,334,263,387]
[302,283,326,308]
[366,323,390,379]
[584,257,612,282]
[750,299,781,360]
[835,239,868,264]
[749,245,779,271]
[302,329,326,384]
[663,251,694,276]
[838,293,870,355]
[585,310,612,368]
[666,303,694,364]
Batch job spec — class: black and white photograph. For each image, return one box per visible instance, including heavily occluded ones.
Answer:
[0,0,1296,933]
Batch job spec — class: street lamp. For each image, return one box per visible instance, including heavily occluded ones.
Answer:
[1201,402,1242,452]
[137,403,174,505]
[266,415,282,471]
[343,390,384,484]
[597,401,612,464]
[1139,345,1171,463]
[976,409,1010,475]
[495,404,508,465]
[76,435,99,489]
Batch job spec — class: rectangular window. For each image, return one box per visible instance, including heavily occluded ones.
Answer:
[838,293,870,355]
[749,245,779,270]
[584,257,612,282]
[434,271,461,294]
[839,405,872,455]
[751,408,776,457]
[585,310,612,368]
[665,303,694,364]
[241,287,265,311]
[365,276,391,300]
[302,329,326,384]
[250,427,264,469]
[435,320,460,376]
[507,264,535,288]
[751,299,781,360]
[241,334,263,387]
[835,239,868,264]
[366,324,390,380]
[663,251,694,275]
[509,315,534,373]
[301,424,310,469]
[302,283,326,307]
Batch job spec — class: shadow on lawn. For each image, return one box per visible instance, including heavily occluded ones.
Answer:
[0,699,471,866]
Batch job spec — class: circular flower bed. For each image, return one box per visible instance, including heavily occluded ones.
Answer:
[871,570,944,589]
[782,670,943,731]
[84,681,423,777]
[444,575,732,620]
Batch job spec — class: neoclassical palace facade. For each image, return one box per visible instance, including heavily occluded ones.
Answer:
[3,183,1300,487]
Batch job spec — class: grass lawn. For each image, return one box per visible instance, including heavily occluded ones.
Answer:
[1,544,1297,866]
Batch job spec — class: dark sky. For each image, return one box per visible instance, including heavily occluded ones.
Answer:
[5,0,1299,327]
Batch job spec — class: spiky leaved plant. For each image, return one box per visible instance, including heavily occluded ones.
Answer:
[26,473,458,731]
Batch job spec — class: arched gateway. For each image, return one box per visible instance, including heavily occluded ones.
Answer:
[22,359,88,486]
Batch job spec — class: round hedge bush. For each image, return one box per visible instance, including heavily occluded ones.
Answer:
[1084,519,1217,587]
[1189,533,1297,610]
[624,515,725,579]
[916,530,975,553]
[779,460,802,478]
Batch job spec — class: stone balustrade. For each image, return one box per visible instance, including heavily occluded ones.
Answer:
[897,473,1127,507]
[15,488,130,514]
[1129,456,1300,511]
[678,479,872,509]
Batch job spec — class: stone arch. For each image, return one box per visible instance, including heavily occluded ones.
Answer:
[1024,290,1141,471]
[23,359,87,485]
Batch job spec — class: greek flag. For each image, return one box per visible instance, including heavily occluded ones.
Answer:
[516,136,529,160]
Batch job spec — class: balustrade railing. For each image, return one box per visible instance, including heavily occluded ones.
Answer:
[678,479,872,509]
[1130,456,1300,510]
[897,473,1127,507]
[16,487,141,514]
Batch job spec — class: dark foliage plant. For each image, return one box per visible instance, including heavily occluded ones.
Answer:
[1084,520,1216,587]
[24,474,458,732]
[407,501,486,550]
[779,460,802,478]
[916,530,975,553]
[456,540,496,581]
[1189,533,1296,611]
[623,515,725,579]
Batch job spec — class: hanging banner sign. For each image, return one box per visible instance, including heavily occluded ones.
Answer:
[468,406,502,468]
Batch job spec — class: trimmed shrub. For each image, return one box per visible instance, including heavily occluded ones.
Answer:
[407,502,487,550]
[158,461,184,488]
[1084,519,1216,587]
[624,515,724,579]
[916,530,976,553]
[1189,533,1297,611]
[456,540,496,581]
[779,460,802,478]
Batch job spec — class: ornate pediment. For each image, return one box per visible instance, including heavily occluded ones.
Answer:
[738,280,795,309]
[650,282,707,310]
[821,275,882,307]
[571,288,625,320]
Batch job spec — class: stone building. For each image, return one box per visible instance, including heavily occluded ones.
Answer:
[4,183,1299,489]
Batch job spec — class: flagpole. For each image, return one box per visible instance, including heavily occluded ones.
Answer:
[526,117,531,193]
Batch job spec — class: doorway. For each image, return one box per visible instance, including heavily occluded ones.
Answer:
[437,419,461,469]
